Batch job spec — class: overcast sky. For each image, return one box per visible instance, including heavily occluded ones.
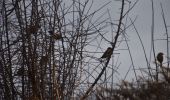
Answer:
[117,0,170,81]
[89,0,170,82]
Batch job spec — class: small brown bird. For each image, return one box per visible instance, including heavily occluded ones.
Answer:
[157,52,164,66]
[101,47,113,58]
[48,31,62,40]
[52,33,62,40]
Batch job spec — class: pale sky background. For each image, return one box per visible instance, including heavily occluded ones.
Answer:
[120,0,170,81]
[118,0,169,81]
[85,0,170,82]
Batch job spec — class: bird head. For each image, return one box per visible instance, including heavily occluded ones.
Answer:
[158,52,164,56]
[157,52,164,64]
[108,47,113,50]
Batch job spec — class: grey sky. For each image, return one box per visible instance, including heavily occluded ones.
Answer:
[89,0,170,82]
[119,0,170,81]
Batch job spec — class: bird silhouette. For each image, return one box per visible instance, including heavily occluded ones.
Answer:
[157,52,164,66]
[48,31,62,40]
[52,33,62,40]
[101,47,113,58]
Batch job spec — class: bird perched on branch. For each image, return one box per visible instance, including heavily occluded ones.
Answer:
[53,33,62,40]
[48,31,62,40]
[157,52,164,66]
[101,47,113,59]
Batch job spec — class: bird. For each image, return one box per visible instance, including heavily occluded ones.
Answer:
[52,32,62,40]
[101,47,113,59]
[157,52,164,66]
[48,31,62,40]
